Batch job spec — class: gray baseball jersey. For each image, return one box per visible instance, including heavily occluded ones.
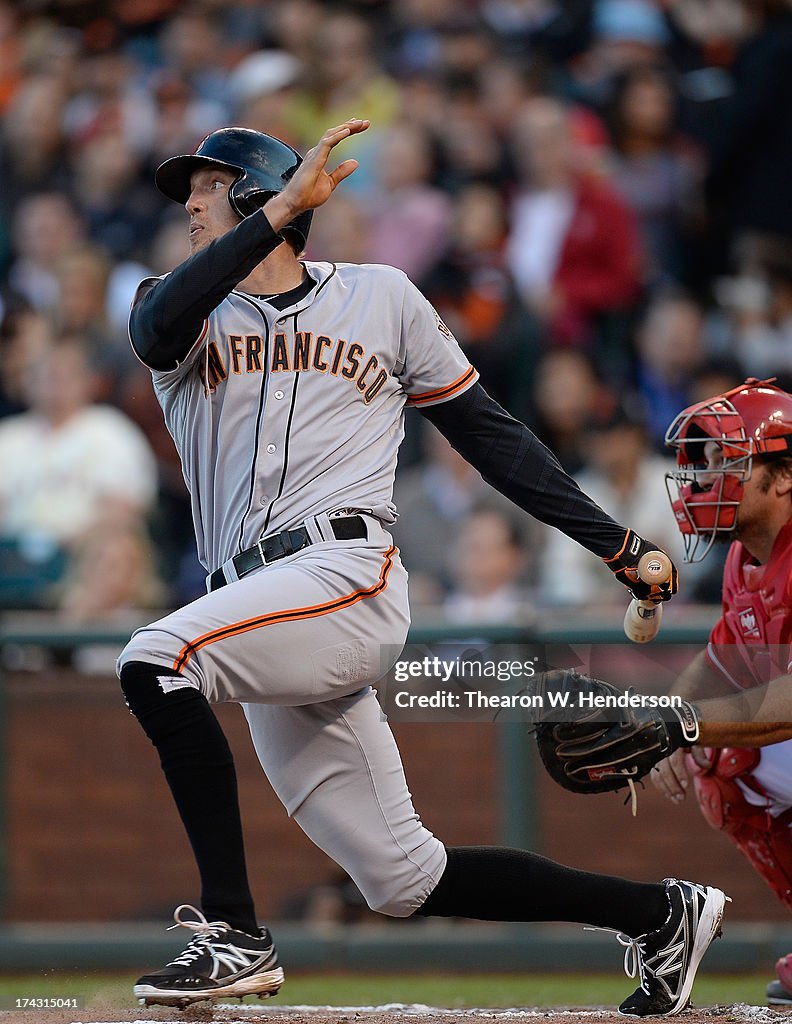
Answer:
[119,259,477,915]
[142,260,477,573]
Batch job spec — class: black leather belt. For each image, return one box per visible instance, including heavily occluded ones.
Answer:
[208,515,367,592]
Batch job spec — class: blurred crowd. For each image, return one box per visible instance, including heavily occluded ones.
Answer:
[1,0,791,623]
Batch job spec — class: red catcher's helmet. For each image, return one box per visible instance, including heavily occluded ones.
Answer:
[665,378,792,561]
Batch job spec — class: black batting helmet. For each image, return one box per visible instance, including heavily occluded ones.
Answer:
[155,127,313,249]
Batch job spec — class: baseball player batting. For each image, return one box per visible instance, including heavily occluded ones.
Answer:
[119,119,724,1016]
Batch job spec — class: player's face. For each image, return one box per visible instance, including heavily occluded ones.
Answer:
[701,440,725,484]
[735,460,775,537]
[185,167,240,253]
[702,440,773,543]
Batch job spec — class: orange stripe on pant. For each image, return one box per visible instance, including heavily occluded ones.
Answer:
[173,545,397,674]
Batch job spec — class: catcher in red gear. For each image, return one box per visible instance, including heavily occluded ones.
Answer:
[654,378,792,1005]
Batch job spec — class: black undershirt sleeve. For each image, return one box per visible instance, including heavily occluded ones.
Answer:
[129,209,285,371]
[419,382,627,558]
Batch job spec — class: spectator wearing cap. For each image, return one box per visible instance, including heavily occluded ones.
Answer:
[228,50,303,144]
[571,0,672,106]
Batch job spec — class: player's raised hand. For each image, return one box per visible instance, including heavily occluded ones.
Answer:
[265,119,370,229]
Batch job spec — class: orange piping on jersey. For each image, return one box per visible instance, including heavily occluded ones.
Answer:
[406,366,478,406]
[172,545,397,673]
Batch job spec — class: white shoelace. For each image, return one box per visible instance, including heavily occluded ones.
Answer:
[165,904,232,967]
[584,926,650,994]
[615,932,650,993]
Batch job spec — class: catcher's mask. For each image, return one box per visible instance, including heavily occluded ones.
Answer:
[664,378,792,561]
[155,127,313,250]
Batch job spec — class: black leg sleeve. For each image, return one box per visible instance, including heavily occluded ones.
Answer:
[415,846,669,939]
[120,660,258,934]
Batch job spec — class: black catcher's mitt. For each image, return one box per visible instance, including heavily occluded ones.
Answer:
[533,670,701,796]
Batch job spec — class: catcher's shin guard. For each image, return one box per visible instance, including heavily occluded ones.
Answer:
[689,748,792,909]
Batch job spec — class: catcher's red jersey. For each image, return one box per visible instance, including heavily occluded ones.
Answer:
[706,519,792,688]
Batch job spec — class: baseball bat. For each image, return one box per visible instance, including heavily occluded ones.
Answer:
[622,551,673,644]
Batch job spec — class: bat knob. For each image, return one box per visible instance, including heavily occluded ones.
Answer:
[637,550,673,585]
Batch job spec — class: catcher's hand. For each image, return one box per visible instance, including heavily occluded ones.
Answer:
[603,529,678,603]
[533,669,701,796]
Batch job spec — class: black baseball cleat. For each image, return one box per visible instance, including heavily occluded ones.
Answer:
[134,904,284,1008]
[614,879,729,1017]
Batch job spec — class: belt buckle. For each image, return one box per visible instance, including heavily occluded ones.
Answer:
[256,536,270,566]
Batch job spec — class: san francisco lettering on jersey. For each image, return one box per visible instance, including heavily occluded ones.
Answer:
[199,330,388,404]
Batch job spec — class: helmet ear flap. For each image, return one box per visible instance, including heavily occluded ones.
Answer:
[229,185,273,219]
[228,189,312,251]
[280,211,313,252]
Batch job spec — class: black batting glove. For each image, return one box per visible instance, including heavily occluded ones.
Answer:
[602,529,679,603]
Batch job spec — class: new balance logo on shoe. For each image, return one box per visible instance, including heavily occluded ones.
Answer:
[650,939,686,979]
[134,905,284,1008]
[201,941,275,978]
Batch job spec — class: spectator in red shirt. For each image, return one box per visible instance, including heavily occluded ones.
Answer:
[506,96,644,348]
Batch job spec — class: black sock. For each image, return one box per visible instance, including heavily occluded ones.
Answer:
[415,846,669,938]
[120,660,258,935]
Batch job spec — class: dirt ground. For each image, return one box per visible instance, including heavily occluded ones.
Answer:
[0,1002,789,1024]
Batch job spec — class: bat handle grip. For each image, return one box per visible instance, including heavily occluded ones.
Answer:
[623,549,673,644]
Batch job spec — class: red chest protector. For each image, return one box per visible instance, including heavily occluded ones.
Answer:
[709,522,792,686]
[693,521,792,909]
